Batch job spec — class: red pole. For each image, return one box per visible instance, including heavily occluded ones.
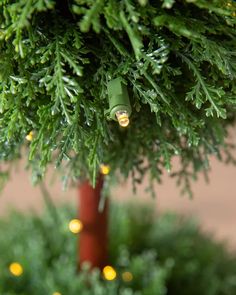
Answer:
[78,175,108,270]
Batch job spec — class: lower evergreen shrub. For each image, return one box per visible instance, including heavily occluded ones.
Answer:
[0,201,235,295]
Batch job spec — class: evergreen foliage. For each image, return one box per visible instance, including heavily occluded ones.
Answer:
[0,0,236,192]
[0,202,236,294]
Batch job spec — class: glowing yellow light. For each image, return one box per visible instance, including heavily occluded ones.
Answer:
[122,271,133,282]
[9,262,23,277]
[68,219,83,234]
[102,265,117,281]
[52,292,62,295]
[100,164,110,175]
[25,131,34,141]
[116,111,130,127]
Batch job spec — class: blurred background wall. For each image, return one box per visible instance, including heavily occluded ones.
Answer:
[0,155,236,248]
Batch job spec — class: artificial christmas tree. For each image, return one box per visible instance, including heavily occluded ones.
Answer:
[0,0,236,272]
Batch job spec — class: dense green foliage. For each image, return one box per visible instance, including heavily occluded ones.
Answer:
[0,202,236,294]
[0,0,236,192]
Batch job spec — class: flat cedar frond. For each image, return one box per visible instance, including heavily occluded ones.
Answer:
[0,0,235,195]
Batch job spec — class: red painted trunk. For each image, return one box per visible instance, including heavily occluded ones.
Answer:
[78,175,108,270]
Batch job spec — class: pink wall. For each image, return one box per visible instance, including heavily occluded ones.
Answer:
[0,156,236,248]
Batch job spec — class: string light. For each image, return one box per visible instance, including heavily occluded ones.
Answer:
[9,262,23,276]
[122,271,133,282]
[100,164,110,175]
[107,78,131,127]
[68,219,83,234]
[102,265,117,281]
[115,110,130,127]
[25,131,34,141]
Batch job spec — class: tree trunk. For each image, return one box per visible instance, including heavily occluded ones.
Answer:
[78,175,108,270]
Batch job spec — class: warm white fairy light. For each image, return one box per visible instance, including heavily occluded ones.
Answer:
[100,164,110,175]
[68,219,83,234]
[9,262,23,276]
[115,110,130,127]
[122,271,133,282]
[102,265,117,281]
[25,131,34,141]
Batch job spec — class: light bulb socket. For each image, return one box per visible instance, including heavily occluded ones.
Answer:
[106,77,132,121]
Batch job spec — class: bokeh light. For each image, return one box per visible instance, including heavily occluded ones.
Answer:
[68,219,83,234]
[122,271,133,282]
[9,262,23,276]
[100,164,110,175]
[25,131,34,141]
[102,265,117,281]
